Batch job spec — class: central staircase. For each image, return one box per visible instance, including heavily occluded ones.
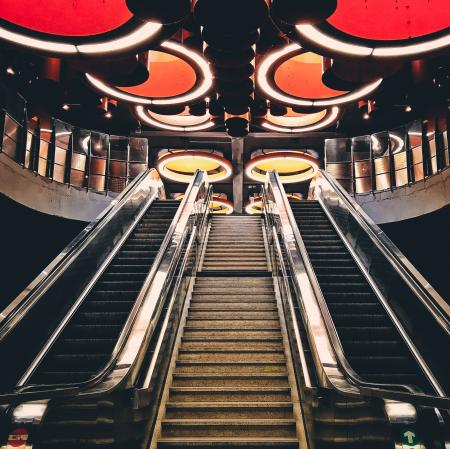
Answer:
[156,215,302,448]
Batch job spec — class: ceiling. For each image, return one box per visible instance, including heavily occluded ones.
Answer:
[0,0,448,139]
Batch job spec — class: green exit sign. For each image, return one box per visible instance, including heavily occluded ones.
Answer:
[402,429,420,446]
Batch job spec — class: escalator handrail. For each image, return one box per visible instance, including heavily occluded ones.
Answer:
[314,169,450,334]
[1,170,209,404]
[0,169,163,340]
[265,171,450,409]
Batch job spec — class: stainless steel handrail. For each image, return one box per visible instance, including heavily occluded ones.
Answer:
[0,170,209,404]
[315,169,450,332]
[264,171,450,409]
[0,169,163,339]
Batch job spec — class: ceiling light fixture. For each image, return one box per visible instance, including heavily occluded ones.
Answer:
[6,67,15,76]
[257,43,382,107]
[86,41,213,106]
[245,151,319,184]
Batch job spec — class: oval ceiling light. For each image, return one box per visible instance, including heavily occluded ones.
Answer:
[245,150,319,184]
[86,41,213,105]
[0,1,165,56]
[175,192,234,214]
[257,43,382,107]
[245,196,264,215]
[293,0,450,60]
[135,105,215,132]
[262,106,339,133]
[157,150,232,183]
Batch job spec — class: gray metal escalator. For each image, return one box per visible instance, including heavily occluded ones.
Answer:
[263,169,450,449]
[29,200,179,385]
[289,200,431,391]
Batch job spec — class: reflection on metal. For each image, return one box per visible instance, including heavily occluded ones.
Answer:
[246,150,319,184]
[157,150,232,183]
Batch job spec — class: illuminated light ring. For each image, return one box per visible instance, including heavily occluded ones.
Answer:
[0,19,163,56]
[295,23,450,59]
[257,43,382,107]
[262,106,340,133]
[176,193,234,214]
[245,151,319,184]
[209,196,234,215]
[245,197,264,215]
[135,105,215,132]
[86,41,213,105]
[157,151,232,183]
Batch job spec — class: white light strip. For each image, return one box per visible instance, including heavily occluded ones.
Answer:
[297,23,450,59]
[87,41,213,106]
[257,43,314,107]
[136,106,214,131]
[262,106,339,133]
[257,44,382,107]
[0,26,77,53]
[312,79,382,107]
[296,24,373,57]
[0,21,162,56]
[373,34,450,57]
[77,22,162,54]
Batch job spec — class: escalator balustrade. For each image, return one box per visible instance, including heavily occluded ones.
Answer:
[289,200,431,392]
[29,200,179,385]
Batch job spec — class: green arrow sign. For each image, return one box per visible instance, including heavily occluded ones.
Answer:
[402,429,419,446]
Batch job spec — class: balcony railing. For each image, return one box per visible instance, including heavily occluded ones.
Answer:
[0,84,149,196]
[325,114,450,195]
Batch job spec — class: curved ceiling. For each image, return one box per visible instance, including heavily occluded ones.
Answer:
[1,0,132,36]
[328,0,450,41]
[274,53,347,99]
[120,51,196,98]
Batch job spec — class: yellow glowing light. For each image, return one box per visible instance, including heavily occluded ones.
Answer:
[245,197,263,215]
[245,151,319,184]
[176,193,233,214]
[158,151,232,183]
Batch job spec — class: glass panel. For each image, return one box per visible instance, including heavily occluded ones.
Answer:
[372,131,391,191]
[3,114,20,142]
[109,160,126,177]
[408,120,424,181]
[71,129,90,188]
[443,130,449,167]
[52,120,73,183]
[129,137,148,162]
[2,134,19,160]
[129,162,147,179]
[108,177,127,193]
[24,131,34,169]
[324,137,353,193]
[352,135,371,193]
[390,127,408,187]
[109,135,128,161]
[38,139,49,177]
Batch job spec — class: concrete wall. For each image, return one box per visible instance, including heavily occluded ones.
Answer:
[0,154,114,221]
[356,167,450,224]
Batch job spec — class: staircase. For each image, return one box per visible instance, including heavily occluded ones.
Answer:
[156,215,302,448]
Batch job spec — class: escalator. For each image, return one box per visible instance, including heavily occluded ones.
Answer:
[289,200,431,391]
[29,200,179,385]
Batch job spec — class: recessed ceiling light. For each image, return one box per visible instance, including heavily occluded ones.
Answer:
[62,103,70,111]
[363,112,370,120]
[405,105,412,112]
[104,111,112,119]
[6,67,15,75]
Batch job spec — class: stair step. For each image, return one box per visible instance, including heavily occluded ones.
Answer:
[161,419,297,438]
[158,437,299,448]
[175,362,287,374]
[164,402,294,420]
[172,373,289,387]
[168,387,292,402]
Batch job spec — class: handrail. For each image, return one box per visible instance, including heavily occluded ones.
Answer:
[315,169,450,333]
[264,170,450,409]
[0,169,163,340]
[0,170,209,405]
